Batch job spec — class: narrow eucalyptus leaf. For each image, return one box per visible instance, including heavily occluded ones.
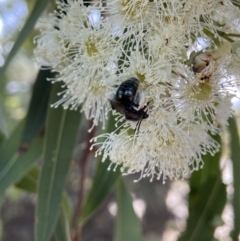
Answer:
[15,166,72,241]
[230,0,240,8]
[35,82,82,241]
[0,120,25,155]
[0,136,43,197]
[0,0,51,77]
[62,193,73,222]
[15,166,39,193]
[0,103,8,138]
[114,178,143,241]
[22,69,53,146]
[0,120,43,197]
[228,117,240,240]
[82,116,121,224]
[179,175,226,241]
[16,166,73,223]
[54,209,71,241]
[178,134,226,241]
[0,132,6,148]
[82,158,121,224]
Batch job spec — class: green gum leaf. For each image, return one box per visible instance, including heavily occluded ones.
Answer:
[0,121,43,197]
[203,28,221,47]
[228,117,240,240]
[21,69,53,146]
[15,166,39,193]
[0,0,52,77]
[114,178,143,241]
[179,134,226,241]
[0,103,8,138]
[82,116,121,224]
[15,166,72,241]
[35,82,82,241]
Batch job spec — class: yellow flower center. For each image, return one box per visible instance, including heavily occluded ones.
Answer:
[190,83,212,101]
[127,128,135,136]
[136,72,146,83]
[85,39,98,57]
[121,0,148,20]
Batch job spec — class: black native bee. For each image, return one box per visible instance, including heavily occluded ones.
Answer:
[109,77,149,130]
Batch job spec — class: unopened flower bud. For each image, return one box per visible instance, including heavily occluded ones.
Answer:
[191,52,217,81]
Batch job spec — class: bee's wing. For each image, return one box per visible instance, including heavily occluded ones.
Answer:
[125,112,139,121]
[108,99,126,116]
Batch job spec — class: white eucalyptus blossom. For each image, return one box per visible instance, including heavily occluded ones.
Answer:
[227,41,240,77]
[173,63,235,133]
[211,0,240,33]
[118,50,172,85]
[35,0,121,126]
[93,112,220,182]
[34,21,64,68]
[182,0,239,39]
[35,0,240,182]
[146,20,188,61]
[103,0,161,36]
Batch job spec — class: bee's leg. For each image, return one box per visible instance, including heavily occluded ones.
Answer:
[134,117,143,133]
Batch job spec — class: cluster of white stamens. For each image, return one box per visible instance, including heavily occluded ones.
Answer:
[35,0,240,182]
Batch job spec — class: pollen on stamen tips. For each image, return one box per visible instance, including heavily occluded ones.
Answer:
[102,157,107,162]
[50,104,58,108]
